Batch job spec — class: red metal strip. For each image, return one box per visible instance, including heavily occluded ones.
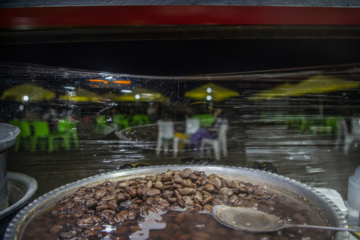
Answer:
[1,6,360,29]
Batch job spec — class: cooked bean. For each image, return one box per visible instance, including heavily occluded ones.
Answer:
[209,177,222,190]
[219,187,233,196]
[203,204,213,212]
[178,197,186,208]
[124,187,137,198]
[115,210,130,223]
[202,195,214,205]
[50,224,63,234]
[89,225,104,231]
[189,173,199,181]
[59,231,75,239]
[128,180,139,186]
[146,188,161,197]
[146,197,154,206]
[77,217,94,227]
[180,169,192,178]
[183,196,194,206]
[146,180,153,188]
[182,179,194,188]
[167,196,177,203]
[127,211,139,220]
[162,172,173,181]
[164,185,175,190]
[100,209,116,219]
[148,175,157,182]
[163,190,174,197]
[194,191,203,204]
[163,180,173,185]
[201,178,209,186]
[174,189,182,200]
[154,181,165,190]
[204,184,215,192]
[178,187,195,196]
[174,174,183,184]
[229,195,238,204]
[96,203,109,212]
[116,193,127,202]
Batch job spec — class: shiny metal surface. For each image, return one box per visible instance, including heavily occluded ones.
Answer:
[1,0,360,8]
[0,123,20,152]
[5,165,348,240]
[0,172,38,220]
[212,205,360,233]
[0,153,8,211]
[0,123,20,212]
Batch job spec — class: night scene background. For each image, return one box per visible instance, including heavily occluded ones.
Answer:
[0,7,360,240]
[2,10,360,239]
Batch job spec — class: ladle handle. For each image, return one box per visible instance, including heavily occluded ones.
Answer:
[285,223,360,233]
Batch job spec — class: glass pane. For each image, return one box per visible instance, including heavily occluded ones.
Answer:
[1,59,359,201]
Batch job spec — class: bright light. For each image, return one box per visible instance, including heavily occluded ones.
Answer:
[64,86,75,90]
[121,90,132,93]
[114,80,131,85]
[105,76,113,80]
[135,94,141,100]
[89,79,108,84]
[68,91,76,97]
[206,95,212,101]
[23,95,29,102]
[207,87,212,93]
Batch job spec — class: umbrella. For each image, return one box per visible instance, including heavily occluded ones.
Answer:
[113,88,169,102]
[185,83,239,101]
[249,75,359,100]
[287,75,360,116]
[1,83,55,102]
[249,75,360,116]
[248,83,295,101]
[59,88,101,102]
[100,92,122,102]
[283,75,360,96]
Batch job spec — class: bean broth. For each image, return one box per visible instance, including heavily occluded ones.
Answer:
[21,169,333,240]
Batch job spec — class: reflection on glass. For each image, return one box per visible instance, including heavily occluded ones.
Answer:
[1,62,359,203]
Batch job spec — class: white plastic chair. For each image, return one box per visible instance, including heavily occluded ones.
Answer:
[156,120,175,156]
[338,118,360,154]
[351,117,360,134]
[173,118,200,157]
[200,124,228,161]
[185,118,200,135]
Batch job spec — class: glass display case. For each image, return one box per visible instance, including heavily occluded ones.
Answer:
[1,1,360,239]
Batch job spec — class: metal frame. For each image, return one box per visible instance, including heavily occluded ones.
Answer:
[1,0,360,8]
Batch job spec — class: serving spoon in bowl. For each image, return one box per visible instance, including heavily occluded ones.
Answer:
[212,205,360,233]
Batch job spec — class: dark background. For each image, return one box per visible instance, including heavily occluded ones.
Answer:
[1,39,360,76]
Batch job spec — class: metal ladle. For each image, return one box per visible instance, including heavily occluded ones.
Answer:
[212,205,360,233]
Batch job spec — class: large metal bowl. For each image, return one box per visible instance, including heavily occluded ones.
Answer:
[4,165,348,240]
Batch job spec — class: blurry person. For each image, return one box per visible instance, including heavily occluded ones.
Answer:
[190,108,227,150]
[25,107,39,121]
[147,103,159,123]
[185,106,194,119]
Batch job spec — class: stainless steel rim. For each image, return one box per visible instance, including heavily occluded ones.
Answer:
[0,172,38,219]
[4,165,348,240]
